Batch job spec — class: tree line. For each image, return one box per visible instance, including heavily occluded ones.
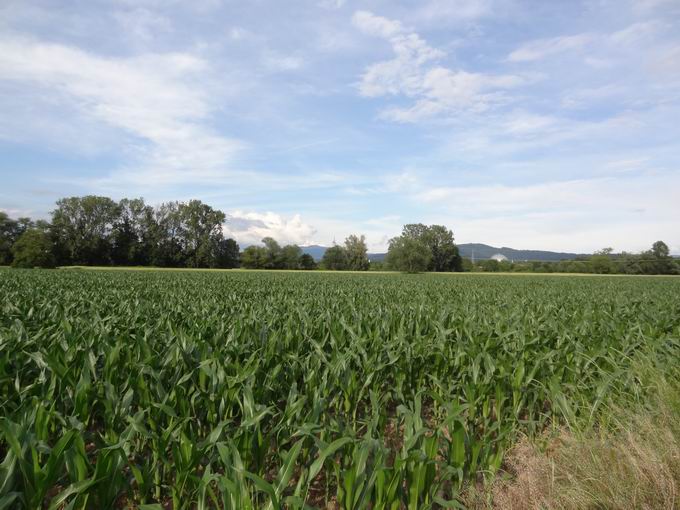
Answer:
[466,241,679,275]
[1,196,467,272]
[1,196,240,269]
[2,196,675,274]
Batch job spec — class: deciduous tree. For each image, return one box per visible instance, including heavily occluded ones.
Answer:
[386,236,431,273]
[11,229,55,268]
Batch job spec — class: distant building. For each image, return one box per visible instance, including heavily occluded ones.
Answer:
[490,253,509,262]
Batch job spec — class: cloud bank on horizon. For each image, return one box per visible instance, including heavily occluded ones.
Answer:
[1,0,679,253]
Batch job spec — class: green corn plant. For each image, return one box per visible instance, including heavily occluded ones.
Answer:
[1,268,678,507]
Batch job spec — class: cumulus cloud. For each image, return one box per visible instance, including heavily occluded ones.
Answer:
[223,211,318,246]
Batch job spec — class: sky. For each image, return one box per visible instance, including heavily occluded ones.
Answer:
[1,0,679,253]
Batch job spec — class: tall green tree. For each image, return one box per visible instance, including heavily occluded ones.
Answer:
[0,212,19,265]
[590,247,614,274]
[402,223,461,272]
[262,237,283,269]
[51,196,120,265]
[241,245,267,269]
[215,238,240,268]
[11,229,56,268]
[151,201,184,267]
[386,236,431,273]
[281,244,303,269]
[111,198,155,266]
[643,240,675,274]
[321,245,347,270]
[299,253,317,270]
[1,213,34,265]
[178,200,227,268]
[344,234,369,270]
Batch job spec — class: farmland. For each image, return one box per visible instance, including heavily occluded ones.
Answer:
[1,269,679,509]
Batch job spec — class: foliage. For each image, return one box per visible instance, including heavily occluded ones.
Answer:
[466,361,680,509]
[2,200,678,275]
[241,245,268,269]
[241,239,313,270]
[0,213,34,265]
[465,241,680,275]
[299,253,317,270]
[10,229,56,268]
[321,245,348,270]
[344,235,369,271]
[401,224,462,272]
[1,270,678,508]
[51,195,120,265]
[111,198,156,266]
[319,236,370,271]
[281,245,303,269]
[216,238,241,269]
[386,236,432,272]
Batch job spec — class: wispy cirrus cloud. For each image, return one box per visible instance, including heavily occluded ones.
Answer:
[0,34,243,186]
[507,33,593,62]
[352,10,527,122]
[1,0,679,254]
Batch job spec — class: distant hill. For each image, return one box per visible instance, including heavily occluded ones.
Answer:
[458,243,585,262]
[303,243,586,262]
[300,245,329,261]
[301,245,386,262]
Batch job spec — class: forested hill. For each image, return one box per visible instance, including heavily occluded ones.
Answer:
[302,243,586,262]
[457,243,585,261]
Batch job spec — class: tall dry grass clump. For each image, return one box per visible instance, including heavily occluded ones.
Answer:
[466,364,680,509]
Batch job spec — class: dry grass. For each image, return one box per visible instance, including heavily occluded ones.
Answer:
[464,372,680,509]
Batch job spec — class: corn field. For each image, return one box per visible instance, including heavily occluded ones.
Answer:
[1,269,679,509]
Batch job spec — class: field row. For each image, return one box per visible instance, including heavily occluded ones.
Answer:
[1,270,679,508]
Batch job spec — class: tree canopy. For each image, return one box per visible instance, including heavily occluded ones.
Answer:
[388,224,461,273]
[386,237,431,273]
[11,229,55,268]
[1,198,677,275]
[240,238,314,270]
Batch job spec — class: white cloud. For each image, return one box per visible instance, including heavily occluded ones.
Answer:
[414,173,680,252]
[609,20,666,45]
[508,21,665,65]
[263,53,305,71]
[0,35,242,186]
[502,111,559,135]
[352,11,405,39]
[560,84,625,109]
[223,211,318,246]
[113,8,172,42]
[318,0,346,9]
[353,11,444,98]
[0,207,33,218]
[507,33,593,62]
[413,0,494,23]
[417,174,680,221]
[353,11,525,121]
[229,27,251,40]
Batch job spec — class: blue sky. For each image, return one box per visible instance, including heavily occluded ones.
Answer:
[1,0,679,253]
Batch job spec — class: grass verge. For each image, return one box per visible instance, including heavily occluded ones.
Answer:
[464,361,680,509]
